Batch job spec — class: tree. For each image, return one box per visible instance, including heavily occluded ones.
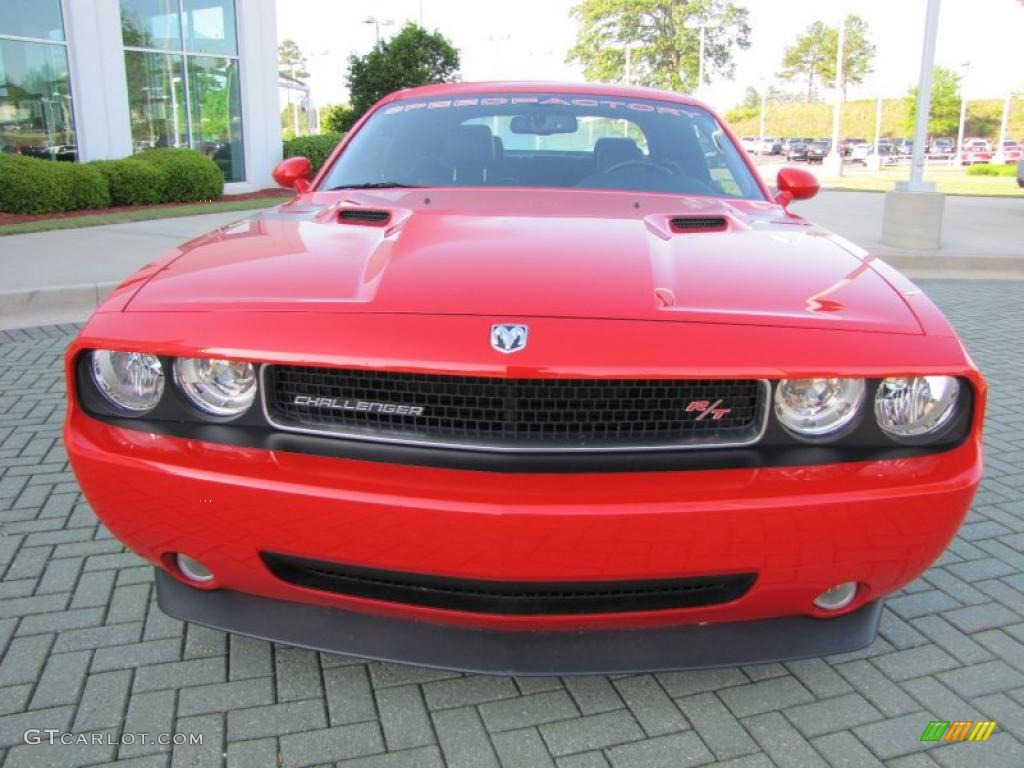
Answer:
[779,16,875,103]
[566,0,752,93]
[905,66,962,137]
[322,104,358,133]
[820,15,876,100]
[777,21,834,103]
[346,23,460,118]
[278,39,309,82]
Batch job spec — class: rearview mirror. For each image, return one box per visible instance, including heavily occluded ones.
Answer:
[775,167,819,206]
[273,156,312,192]
[509,112,578,135]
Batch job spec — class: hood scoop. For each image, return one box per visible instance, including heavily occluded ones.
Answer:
[338,208,391,226]
[669,215,728,233]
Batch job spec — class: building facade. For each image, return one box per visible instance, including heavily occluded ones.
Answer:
[0,0,281,191]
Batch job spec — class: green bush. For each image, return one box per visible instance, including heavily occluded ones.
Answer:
[283,132,342,174]
[322,104,359,133]
[60,163,112,210]
[966,163,1017,177]
[135,148,224,202]
[0,154,66,214]
[89,159,167,206]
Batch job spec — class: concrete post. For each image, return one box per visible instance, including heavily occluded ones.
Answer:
[883,0,944,251]
[822,15,845,176]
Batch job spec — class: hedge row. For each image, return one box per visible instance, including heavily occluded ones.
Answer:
[965,163,1018,177]
[283,132,342,175]
[0,148,224,215]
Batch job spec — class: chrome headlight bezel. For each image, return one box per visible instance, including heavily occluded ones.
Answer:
[173,357,257,418]
[773,378,867,440]
[874,375,961,440]
[89,349,165,413]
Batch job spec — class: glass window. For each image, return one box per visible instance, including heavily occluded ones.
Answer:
[120,0,182,50]
[124,50,187,151]
[0,0,65,41]
[322,94,765,201]
[0,39,76,160]
[187,56,243,180]
[119,0,244,180]
[183,0,237,56]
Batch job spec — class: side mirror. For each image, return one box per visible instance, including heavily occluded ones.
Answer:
[775,167,820,206]
[273,156,312,192]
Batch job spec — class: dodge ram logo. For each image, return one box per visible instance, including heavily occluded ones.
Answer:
[491,324,528,354]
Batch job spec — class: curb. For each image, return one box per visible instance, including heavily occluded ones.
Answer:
[0,282,118,330]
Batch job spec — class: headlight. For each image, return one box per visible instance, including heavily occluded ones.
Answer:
[874,376,959,438]
[90,350,165,413]
[774,378,866,437]
[174,358,257,417]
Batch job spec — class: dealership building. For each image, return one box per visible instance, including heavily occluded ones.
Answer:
[0,0,281,190]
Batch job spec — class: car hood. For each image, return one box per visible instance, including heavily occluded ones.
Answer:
[125,189,922,335]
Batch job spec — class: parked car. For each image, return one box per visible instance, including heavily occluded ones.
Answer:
[928,138,955,157]
[786,142,809,162]
[840,138,866,157]
[805,140,830,163]
[848,143,873,164]
[960,138,992,165]
[757,137,781,155]
[780,137,803,155]
[998,139,1021,164]
[740,136,758,153]
[63,81,985,674]
[893,139,914,157]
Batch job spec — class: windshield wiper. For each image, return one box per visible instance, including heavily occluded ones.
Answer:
[328,182,421,190]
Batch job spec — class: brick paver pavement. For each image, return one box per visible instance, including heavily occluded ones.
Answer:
[1,279,1022,767]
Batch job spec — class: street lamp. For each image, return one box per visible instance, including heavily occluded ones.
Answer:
[606,41,636,85]
[362,16,394,43]
[758,77,767,142]
[683,17,721,95]
[955,61,970,165]
[822,12,846,177]
[994,90,1012,164]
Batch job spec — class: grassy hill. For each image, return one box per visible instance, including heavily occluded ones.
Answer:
[724,97,1024,141]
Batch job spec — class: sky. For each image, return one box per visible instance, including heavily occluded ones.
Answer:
[277,0,1024,112]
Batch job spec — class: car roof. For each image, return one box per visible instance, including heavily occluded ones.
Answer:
[385,80,709,109]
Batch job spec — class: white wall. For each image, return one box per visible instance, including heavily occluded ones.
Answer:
[63,0,280,191]
[233,0,282,191]
[63,0,133,161]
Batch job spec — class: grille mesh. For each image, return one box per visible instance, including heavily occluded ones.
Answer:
[264,366,764,451]
[669,216,728,231]
[261,552,758,615]
[339,209,390,224]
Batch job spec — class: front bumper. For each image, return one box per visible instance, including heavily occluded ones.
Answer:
[68,397,981,658]
[156,569,883,674]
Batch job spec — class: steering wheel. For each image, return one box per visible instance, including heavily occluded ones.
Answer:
[601,159,676,176]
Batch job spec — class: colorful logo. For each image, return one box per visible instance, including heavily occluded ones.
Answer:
[920,721,997,742]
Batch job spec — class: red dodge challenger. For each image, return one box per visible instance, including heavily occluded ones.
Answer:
[65,82,985,674]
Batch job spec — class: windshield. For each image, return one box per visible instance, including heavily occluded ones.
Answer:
[321,93,764,201]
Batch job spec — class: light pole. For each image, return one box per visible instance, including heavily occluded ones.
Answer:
[683,17,721,95]
[362,16,394,43]
[955,61,970,165]
[607,41,636,86]
[822,13,846,177]
[993,91,1011,163]
[903,0,941,191]
[758,78,767,142]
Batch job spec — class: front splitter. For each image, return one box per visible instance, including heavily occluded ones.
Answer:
[155,570,883,675]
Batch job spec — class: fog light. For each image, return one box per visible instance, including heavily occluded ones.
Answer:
[814,582,858,611]
[176,554,214,584]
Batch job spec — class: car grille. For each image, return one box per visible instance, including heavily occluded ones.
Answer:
[262,365,766,452]
[261,552,757,616]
